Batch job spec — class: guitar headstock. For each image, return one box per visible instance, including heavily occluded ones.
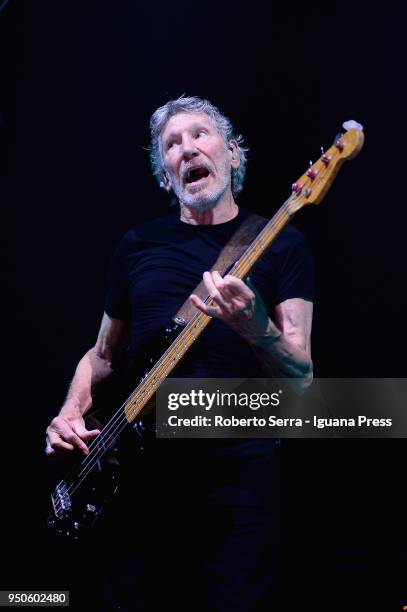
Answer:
[287,121,365,214]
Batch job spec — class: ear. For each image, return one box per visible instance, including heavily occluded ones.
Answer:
[229,140,240,169]
[160,170,172,192]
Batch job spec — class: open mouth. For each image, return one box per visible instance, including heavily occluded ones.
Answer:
[185,166,210,185]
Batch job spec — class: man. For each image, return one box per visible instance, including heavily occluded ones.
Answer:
[46,96,314,611]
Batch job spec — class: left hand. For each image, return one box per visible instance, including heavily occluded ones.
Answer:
[190,271,270,341]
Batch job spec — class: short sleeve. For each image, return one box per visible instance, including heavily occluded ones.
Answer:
[104,230,135,320]
[274,228,315,304]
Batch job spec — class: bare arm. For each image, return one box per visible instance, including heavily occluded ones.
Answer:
[46,313,128,456]
[190,271,313,391]
[248,298,313,390]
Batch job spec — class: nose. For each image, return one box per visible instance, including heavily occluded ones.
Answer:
[181,133,198,160]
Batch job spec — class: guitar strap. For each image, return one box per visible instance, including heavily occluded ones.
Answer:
[174,212,267,324]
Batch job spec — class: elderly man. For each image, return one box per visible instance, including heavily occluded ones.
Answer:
[46,96,314,611]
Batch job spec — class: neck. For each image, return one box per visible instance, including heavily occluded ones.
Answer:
[179,190,239,226]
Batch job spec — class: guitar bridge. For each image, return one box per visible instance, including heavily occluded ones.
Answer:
[51,480,72,519]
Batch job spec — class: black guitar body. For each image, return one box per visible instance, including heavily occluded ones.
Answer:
[47,319,184,540]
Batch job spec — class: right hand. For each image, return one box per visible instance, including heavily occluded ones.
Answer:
[45,413,100,457]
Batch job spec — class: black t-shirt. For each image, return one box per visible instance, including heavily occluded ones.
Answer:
[105,206,314,378]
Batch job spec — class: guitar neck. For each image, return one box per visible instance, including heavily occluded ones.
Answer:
[122,200,293,424]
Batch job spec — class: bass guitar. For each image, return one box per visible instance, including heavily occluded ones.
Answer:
[48,121,364,539]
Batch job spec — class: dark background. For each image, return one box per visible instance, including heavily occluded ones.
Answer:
[1,0,406,609]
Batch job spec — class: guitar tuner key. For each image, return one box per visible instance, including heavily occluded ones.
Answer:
[306,168,318,180]
[291,182,302,193]
[304,187,312,197]
[322,154,332,165]
[334,133,345,151]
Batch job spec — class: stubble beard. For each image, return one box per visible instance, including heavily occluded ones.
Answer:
[171,164,231,211]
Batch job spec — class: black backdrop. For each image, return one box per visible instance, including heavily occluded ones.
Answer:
[1,0,406,609]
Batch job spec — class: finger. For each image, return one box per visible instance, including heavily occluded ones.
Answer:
[72,422,100,441]
[212,271,238,308]
[45,444,54,456]
[190,294,220,318]
[218,281,236,302]
[46,431,75,454]
[202,271,221,298]
[224,274,254,296]
[203,272,229,309]
[46,439,75,455]
[50,420,90,455]
[190,293,208,313]
[66,433,90,455]
[212,270,225,289]
[223,275,255,299]
[210,291,229,310]
[81,429,101,442]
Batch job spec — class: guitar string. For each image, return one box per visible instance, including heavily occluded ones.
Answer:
[53,144,340,510]
[55,200,294,505]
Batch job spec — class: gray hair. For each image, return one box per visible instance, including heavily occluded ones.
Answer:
[149,95,248,198]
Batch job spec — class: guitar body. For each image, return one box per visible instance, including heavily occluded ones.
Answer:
[47,321,184,539]
[47,440,120,539]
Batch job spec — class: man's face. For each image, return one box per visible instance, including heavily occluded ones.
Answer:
[160,112,238,208]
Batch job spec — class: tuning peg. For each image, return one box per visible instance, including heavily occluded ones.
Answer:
[306,160,318,179]
[306,167,318,180]
[334,133,345,151]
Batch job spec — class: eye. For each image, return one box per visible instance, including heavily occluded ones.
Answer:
[166,141,175,150]
[195,130,206,138]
